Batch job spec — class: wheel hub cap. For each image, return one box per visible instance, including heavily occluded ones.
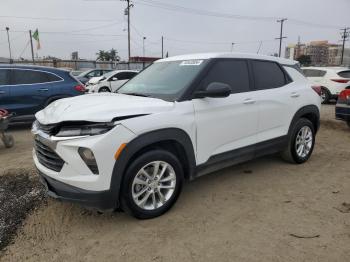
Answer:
[295,126,313,158]
[132,161,176,210]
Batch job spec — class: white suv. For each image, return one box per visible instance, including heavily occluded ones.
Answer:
[32,53,321,219]
[302,67,350,104]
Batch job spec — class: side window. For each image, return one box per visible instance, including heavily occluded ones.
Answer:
[252,61,286,90]
[115,72,129,80]
[126,72,137,79]
[0,69,10,85]
[11,69,61,85]
[303,69,326,77]
[200,60,250,93]
[338,71,350,78]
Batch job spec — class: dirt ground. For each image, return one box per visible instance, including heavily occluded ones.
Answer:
[1,105,350,262]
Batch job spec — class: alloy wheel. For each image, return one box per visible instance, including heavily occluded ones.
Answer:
[295,126,313,158]
[131,161,176,210]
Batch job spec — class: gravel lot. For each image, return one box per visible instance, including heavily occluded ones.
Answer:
[0,105,349,262]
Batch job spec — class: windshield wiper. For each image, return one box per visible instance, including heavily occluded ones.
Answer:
[122,92,150,97]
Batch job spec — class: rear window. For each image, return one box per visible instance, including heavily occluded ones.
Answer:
[302,69,326,77]
[11,69,61,85]
[252,61,286,90]
[338,70,350,78]
[0,69,10,85]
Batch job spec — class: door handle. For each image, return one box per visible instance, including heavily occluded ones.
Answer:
[0,91,5,94]
[243,98,256,104]
[291,92,300,98]
[38,88,49,92]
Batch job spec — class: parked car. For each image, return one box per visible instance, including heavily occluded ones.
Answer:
[32,53,321,219]
[85,70,138,93]
[302,67,350,104]
[77,69,112,85]
[335,88,350,127]
[0,64,85,122]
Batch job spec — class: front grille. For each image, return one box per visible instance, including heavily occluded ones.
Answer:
[35,121,59,136]
[35,138,64,172]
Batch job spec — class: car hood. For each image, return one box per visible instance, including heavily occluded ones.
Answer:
[87,76,104,85]
[35,93,174,125]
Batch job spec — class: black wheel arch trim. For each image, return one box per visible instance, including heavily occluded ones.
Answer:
[110,128,196,209]
[288,105,320,136]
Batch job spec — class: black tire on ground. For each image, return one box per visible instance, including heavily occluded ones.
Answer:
[320,87,330,104]
[2,134,14,148]
[120,149,184,219]
[281,118,315,164]
[98,87,110,92]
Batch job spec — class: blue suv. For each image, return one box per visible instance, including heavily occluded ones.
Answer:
[0,65,85,122]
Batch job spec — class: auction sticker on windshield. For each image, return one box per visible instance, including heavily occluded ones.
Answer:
[180,60,203,66]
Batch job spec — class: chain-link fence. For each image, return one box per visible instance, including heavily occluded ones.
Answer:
[0,60,151,71]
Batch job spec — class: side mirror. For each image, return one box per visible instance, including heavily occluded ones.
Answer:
[109,77,118,81]
[194,82,231,99]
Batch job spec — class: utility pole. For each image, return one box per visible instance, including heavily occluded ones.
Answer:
[340,27,349,65]
[276,18,287,57]
[29,30,35,64]
[230,42,235,52]
[123,0,133,63]
[161,36,164,58]
[5,27,12,63]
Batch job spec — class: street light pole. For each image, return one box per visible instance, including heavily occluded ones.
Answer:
[231,42,235,52]
[5,27,12,63]
[143,36,146,57]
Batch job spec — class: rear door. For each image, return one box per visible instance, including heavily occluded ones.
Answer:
[8,69,60,116]
[193,59,259,164]
[252,60,301,143]
[0,69,11,110]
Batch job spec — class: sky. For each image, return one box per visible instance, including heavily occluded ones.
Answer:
[0,0,349,61]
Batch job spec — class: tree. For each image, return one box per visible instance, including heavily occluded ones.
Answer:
[297,55,311,66]
[96,49,120,61]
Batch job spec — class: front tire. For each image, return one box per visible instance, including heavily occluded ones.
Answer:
[98,87,110,92]
[281,118,315,164]
[120,150,183,219]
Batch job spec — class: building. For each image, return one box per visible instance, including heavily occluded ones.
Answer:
[285,40,350,66]
[129,56,161,63]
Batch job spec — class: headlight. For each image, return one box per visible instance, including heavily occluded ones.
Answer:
[55,123,116,137]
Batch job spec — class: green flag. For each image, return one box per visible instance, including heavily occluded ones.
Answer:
[32,29,41,50]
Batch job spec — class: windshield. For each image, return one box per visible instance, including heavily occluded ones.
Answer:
[117,59,208,101]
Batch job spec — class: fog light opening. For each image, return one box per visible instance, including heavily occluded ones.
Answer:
[78,147,99,175]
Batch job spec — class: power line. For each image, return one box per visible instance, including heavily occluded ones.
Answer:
[134,0,342,29]
[0,15,115,23]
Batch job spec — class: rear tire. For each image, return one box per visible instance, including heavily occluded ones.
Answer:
[281,118,315,164]
[320,87,330,104]
[120,150,183,219]
[98,87,110,92]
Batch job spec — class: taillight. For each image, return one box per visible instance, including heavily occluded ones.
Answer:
[331,79,349,83]
[74,84,86,93]
[311,85,322,96]
[338,89,350,104]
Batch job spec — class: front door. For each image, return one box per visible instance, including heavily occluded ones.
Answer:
[193,59,259,165]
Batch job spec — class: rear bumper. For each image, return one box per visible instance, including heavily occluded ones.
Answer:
[38,171,116,211]
[335,104,350,122]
